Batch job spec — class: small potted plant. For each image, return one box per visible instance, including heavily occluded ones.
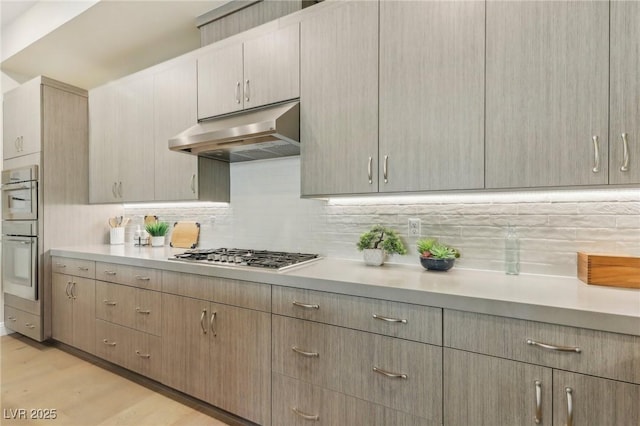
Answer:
[357,225,407,266]
[145,221,169,247]
[417,238,460,271]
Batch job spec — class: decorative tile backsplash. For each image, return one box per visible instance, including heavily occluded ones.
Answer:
[125,157,640,277]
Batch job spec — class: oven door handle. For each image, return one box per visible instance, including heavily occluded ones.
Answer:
[4,239,33,244]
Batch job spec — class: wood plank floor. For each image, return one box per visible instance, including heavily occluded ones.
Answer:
[1,334,235,426]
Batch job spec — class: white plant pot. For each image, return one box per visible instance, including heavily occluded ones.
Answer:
[363,249,386,266]
[150,236,165,247]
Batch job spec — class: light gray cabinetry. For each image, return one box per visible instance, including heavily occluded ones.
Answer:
[2,77,41,160]
[197,23,299,120]
[379,0,484,192]
[300,1,379,196]
[610,0,640,184]
[51,272,96,355]
[485,0,609,188]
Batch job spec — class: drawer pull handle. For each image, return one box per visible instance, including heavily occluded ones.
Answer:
[135,275,151,281]
[565,387,573,426]
[102,339,116,346]
[103,300,117,306]
[55,263,66,268]
[592,135,600,173]
[200,309,207,334]
[534,380,542,424]
[210,312,217,337]
[65,281,72,298]
[526,339,581,353]
[77,266,89,271]
[373,366,407,380]
[291,346,319,358]
[25,323,36,329]
[292,300,319,310]
[291,407,319,421]
[372,314,407,324]
[135,350,151,359]
[135,307,151,315]
[620,133,630,172]
[7,316,17,322]
[105,271,117,276]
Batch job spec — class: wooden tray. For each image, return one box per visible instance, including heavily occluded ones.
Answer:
[577,252,640,289]
[170,222,200,249]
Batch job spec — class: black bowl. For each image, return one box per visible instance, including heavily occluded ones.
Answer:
[420,256,455,271]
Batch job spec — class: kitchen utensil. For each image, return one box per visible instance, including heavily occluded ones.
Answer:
[144,215,158,225]
[108,217,118,228]
[170,222,200,249]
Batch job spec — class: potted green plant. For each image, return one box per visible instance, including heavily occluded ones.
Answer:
[357,225,407,266]
[145,221,169,247]
[417,238,460,271]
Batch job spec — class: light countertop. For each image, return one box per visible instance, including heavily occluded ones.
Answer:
[50,245,640,336]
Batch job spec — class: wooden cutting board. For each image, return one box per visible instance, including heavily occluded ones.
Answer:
[170,222,200,249]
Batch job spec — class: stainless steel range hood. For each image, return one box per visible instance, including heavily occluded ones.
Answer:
[169,101,299,162]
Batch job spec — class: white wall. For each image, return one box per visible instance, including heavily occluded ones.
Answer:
[125,157,640,277]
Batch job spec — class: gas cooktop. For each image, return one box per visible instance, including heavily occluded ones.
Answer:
[169,248,320,271]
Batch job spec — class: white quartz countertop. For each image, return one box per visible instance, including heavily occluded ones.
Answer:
[50,245,640,336]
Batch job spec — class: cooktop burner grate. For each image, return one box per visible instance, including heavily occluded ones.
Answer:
[170,248,320,270]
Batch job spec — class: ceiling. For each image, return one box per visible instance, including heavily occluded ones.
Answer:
[1,0,227,90]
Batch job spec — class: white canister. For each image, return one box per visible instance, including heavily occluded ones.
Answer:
[110,227,125,245]
[150,236,165,247]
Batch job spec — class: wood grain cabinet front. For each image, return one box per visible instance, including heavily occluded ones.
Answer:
[96,262,161,291]
[52,256,95,279]
[51,273,95,354]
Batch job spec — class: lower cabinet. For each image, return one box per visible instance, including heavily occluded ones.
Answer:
[51,272,95,354]
[161,293,271,426]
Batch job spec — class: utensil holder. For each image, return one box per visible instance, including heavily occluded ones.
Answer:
[110,227,124,245]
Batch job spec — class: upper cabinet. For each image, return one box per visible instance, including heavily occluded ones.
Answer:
[300,1,379,196]
[485,1,609,188]
[197,23,299,120]
[379,0,484,192]
[610,1,640,184]
[3,78,42,160]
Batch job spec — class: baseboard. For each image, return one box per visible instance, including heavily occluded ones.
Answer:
[0,322,16,336]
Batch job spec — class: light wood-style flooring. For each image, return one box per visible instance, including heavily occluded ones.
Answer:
[1,334,234,426]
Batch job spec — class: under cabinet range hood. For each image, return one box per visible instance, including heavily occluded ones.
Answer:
[169,101,299,162]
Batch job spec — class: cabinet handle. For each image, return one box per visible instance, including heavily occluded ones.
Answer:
[368,156,373,184]
[291,346,319,358]
[534,380,542,424]
[383,155,389,183]
[135,307,151,315]
[291,407,319,421]
[103,300,117,306]
[244,79,250,102]
[526,339,581,353]
[15,137,20,151]
[25,323,36,329]
[292,300,319,310]
[620,133,630,172]
[372,314,407,324]
[372,366,407,380]
[565,387,573,426]
[591,135,600,173]
[235,81,241,104]
[200,309,207,334]
[190,174,196,194]
[104,271,117,276]
[112,182,118,198]
[65,281,72,298]
[135,275,151,281]
[70,282,77,300]
[55,263,66,268]
[102,339,116,346]
[135,350,151,359]
[118,181,123,198]
[77,266,89,271]
[7,316,17,322]
[20,136,24,151]
[210,312,217,337]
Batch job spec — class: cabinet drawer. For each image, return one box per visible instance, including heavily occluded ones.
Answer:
[96,281,136,328]
[444,309,640,384]
[162,271,271,312]
[5,305,42,341]
[96,262,160,291]
[134,288,161,336]
[52,256,95,279]
[273,315,442,422]
[273,373,432,426]
[95,320,162,381]
[272,286,441,345]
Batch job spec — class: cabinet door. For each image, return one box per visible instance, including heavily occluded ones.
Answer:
[553,370,640,426]
[89,84,120,203]
[610,1,640,184]
[197,44,244,119]
[379,0,484,192]
[153,59,199,201]
[3,78,41,160]
[207,303,271,426]
[71,277,95,354]
[486,1,609,188]
[51,273,73,345]
[161,294,209,401]
[243,23,299,109]
[444,348,552,426]
[300,1,379,196]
